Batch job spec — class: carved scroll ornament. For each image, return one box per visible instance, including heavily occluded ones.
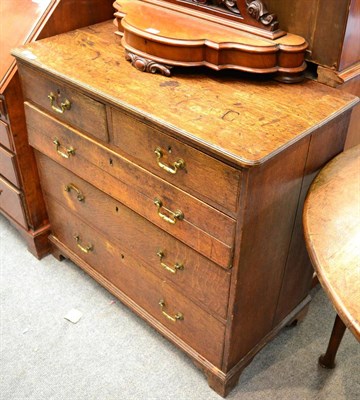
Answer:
[245,0,277,27]
[184,0,278,30]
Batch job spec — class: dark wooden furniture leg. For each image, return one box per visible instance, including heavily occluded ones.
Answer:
[319,314,347,369]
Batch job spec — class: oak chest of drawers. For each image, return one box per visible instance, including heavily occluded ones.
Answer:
[13,22,359,396]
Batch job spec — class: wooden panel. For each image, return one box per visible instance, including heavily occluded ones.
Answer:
[25,103,235,268]
[273,111,351,325]
[223,136,310,371]
[110,108,241,215]
[37,152,231,319]
[19,65,108,142]
[343,74,360,149]
[0,145,20,187]
[3,74,48,231]
[0,176,27,227]
[0,121,12,150]
[339,0,360,71]
[47,197,226,367]
[0,0,115,91]
[267,0,352,70]
[0,0,54,86]
[36,0,115,41]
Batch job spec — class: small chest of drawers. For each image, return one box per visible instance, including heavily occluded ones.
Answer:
[13,22,359,396]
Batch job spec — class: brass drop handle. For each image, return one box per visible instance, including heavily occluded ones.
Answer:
[48,92,71,114]
[157,250,184,274]
[64,183,85,202]
[154,147,185,175]
[74,234,93,253]
[159,299,184,322]
[53,138,75,159]
[154,198,184,225]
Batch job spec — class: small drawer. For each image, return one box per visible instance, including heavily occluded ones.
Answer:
[26,103,235,268]
[110,109,241,216]
[47,198,226,368]
[37,153,231,319]
[0,98,6,121]
[18,64,108,142]
[0,176,27,228]
[0,145,20,187]
[0,121,12,150]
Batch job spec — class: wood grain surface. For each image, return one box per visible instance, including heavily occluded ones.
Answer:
[303,145,360,340]
[36,152,231,319]
[12,21,359,167]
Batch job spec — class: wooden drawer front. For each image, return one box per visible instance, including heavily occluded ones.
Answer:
[37,153,231,319]
[0,98,6,121]
[111,109,240,216]
[18,64,108,142]
[0,121,12,150]
[47,198,225,368]
[0,176,27,228]
[0,146,20,187]
[26,103,235,268]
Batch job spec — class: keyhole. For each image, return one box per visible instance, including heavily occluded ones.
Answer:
[109,158,113,166]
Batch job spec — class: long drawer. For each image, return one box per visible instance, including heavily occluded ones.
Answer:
[25,102,235,268]
[110,108,241,216]
[0,176,27,228]
[0,145,20,187]
[18,64,108,143]
[37,152,231,319]
[46,197,226,367]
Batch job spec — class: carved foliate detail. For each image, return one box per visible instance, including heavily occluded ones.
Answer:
[191,0,241,15]
[218,0,241,14]
[245,0,278,28]
[177,0,279,31]
[125,51,173,76]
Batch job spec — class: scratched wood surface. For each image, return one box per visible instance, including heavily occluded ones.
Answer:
[12,21,359,167]
[303,145,360,340]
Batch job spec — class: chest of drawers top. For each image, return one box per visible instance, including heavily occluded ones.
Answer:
[12,22,358,169]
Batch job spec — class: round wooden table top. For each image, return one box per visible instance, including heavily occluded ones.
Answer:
[303,145,360,341]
